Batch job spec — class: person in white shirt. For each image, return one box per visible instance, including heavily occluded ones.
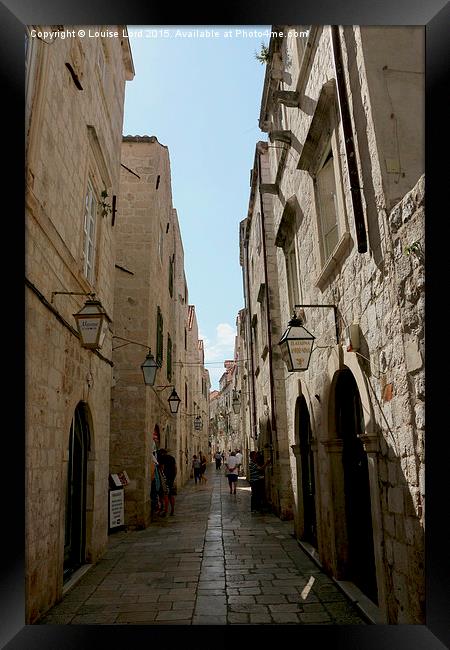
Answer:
[225,451,239,495]
[235,449,243,475]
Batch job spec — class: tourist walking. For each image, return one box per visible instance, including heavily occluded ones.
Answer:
[157,449,177,516]
[214,450,222,470]
[225,451,239,495]
[192,454,202,485]
[155,449,169,516]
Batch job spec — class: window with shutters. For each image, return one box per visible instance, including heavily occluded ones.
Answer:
[156,307,163,367]
[158,224,164,264]
[297,79,350,284]
[169,256,174,297]
[167,334,172,381]
[82,178,97,283]
[315,146,339,261]
[285,237,300,315]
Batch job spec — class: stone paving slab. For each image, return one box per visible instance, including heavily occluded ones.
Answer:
[38,463,368,626]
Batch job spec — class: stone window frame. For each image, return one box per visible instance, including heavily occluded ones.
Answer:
[82,126,112,287]
[275,195,303,316]
[297,79,351,289]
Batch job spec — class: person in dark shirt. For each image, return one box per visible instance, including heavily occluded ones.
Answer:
[192,454,202,485]
[249,450,270,512]
[157,449,177,515]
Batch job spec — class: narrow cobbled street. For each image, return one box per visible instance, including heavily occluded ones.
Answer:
[40,463,367,626]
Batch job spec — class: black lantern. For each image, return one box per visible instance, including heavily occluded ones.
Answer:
[168,388,181,414]
[73,298,110,349]
[194,415,203,430]
[141,350,158,386]
[279,312,315,371]
[232,390,241,414]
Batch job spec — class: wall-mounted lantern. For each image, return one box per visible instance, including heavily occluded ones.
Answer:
[168,388,181,414]
[278,311,315,372]
[279,304,338,371]
[141,351,158,386]
[73,298,110,349]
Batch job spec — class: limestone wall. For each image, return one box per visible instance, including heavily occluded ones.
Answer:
[25,29,133,622]
[247,25,424,623]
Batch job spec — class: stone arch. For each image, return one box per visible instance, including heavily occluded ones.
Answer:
[325,365,378,604]
[63,400,94,582]
[293,393,318,547]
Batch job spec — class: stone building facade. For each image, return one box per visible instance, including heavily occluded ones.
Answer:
[110,136,209,528]
[184,306,211,464]
[25,27,134,622]
[240,26,424,624]
[240,143,295,520]
[233,309,251,471]
[208,359,244,459]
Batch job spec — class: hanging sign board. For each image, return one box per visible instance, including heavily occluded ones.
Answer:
[110,473,122,488]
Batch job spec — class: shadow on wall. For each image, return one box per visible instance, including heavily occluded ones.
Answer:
[362,334,424,623]
[377,422,425,623]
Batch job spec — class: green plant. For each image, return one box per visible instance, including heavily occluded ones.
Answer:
[255,43,270,64]
[404,240,422,257]
[100,189,112,218]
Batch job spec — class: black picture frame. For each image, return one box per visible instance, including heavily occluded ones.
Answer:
[2,0,448,648]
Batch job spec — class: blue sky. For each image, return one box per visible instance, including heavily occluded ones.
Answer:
[122,26,270,389]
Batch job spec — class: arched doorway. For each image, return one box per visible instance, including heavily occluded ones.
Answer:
[335,368,377,603]
[296,396,317,547]
[63,402,91,582]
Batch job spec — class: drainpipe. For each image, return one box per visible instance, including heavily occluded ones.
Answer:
[244,236,258,444]
[331,25,368,254]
